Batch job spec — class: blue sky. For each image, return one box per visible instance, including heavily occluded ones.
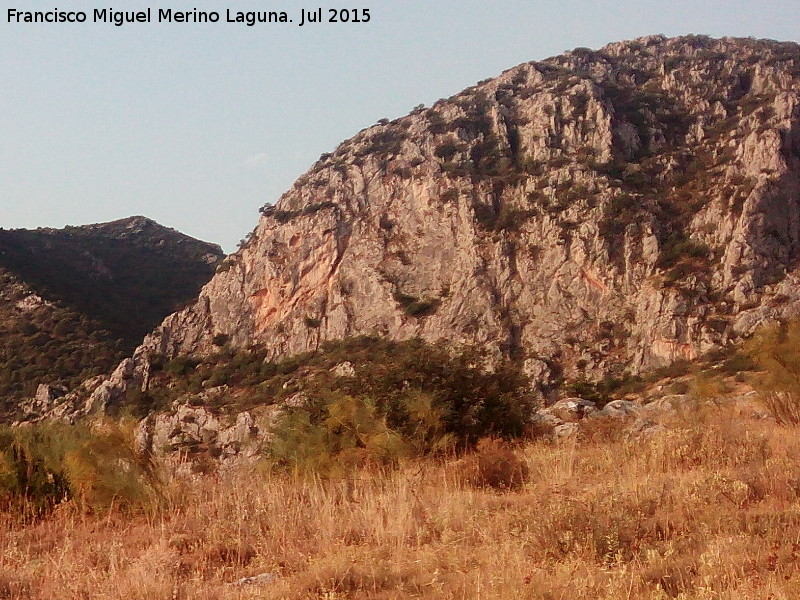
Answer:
[1,0,798,251]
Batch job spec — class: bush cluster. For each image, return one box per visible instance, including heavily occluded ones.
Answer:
[266,338,536,475]
[0,420,160,516]
[140,338,536,476]
[746,320,800,425]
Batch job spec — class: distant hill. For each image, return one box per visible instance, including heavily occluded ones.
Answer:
[0,216,223,415]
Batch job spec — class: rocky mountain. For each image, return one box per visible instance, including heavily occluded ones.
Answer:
[17,35,800,427]
[0,217,222,417]
[137,35,798,389]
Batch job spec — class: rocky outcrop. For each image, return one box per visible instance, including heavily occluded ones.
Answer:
[9,35,777,427]
[134,36,799,386]
[135,402,267,465]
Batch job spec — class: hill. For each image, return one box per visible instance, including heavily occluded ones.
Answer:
[19,34,800,427]
[0,217,222,417]
[137,35,799,389]
[5,35,800,600]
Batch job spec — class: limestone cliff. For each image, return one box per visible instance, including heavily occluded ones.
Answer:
[138,35,800,387]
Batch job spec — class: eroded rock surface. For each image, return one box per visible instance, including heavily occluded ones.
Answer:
[18,36,800,432]
[136,36,800,386]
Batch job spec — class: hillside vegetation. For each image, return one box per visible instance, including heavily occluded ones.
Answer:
[0,217,223,416]
[0,216,223,346]
[4,319,800,598]
[3,397,800,599]
[0,268,124,418]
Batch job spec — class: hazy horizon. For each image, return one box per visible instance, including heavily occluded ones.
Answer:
[2,0,798,252]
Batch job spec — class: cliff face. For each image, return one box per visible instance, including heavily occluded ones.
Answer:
[141,35,800,384]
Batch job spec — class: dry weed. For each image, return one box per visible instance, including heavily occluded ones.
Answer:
[4,404,800,598]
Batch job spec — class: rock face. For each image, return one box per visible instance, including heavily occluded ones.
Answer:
[133,37,800,386]
[135,402,266,466]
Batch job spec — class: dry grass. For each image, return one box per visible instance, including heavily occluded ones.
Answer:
[4,405,800,599]
[763,391,800,426]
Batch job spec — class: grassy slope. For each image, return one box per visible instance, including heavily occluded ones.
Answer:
[3,400,800,599]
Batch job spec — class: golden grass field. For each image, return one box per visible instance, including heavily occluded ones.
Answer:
[4,398,800,600]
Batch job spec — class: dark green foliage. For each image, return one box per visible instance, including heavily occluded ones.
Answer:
[0,218,222,352]
[329,339,534,443]
[598,194,643,253]
[564,373,641,408]
[473,202,499,230]
[270,201,337,224]
[657,234,711,282]
[304,316,323,328]
[164,355,199,377]
[469,134,508,176]
[744,320,800,425]
[652,359,693,380]
[392,290,440,317]
[0,216,222,410]
[0,426,70,515]
[438,91,524,183]
[212,333,230,347]
[427,109,449,135]
[440,189,460,203]
[378,215,394,230]
[268,393,419,475]
[599,81,692,156]
[404,298,440,317]
[588,160,658,192]
[358,128,405,157]
[569,91,590,115]
[0,269,125,418]
[724,352,757,374]
[434,140,463,162]
[473,202,535,232]
[123,387,164,420]
[267,338,536,474]
[136,338,535,472]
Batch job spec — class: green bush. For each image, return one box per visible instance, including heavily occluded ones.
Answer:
[0,421,160,516]
[746,320,800,425]
[435,140,462,162]
[268,393,420,477]
[266,339,536,475]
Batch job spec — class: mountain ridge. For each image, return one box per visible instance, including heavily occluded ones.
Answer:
[14,34,800,424]
[0,216,223,418]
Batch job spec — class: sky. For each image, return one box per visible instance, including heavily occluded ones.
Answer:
[0,1,798,252]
